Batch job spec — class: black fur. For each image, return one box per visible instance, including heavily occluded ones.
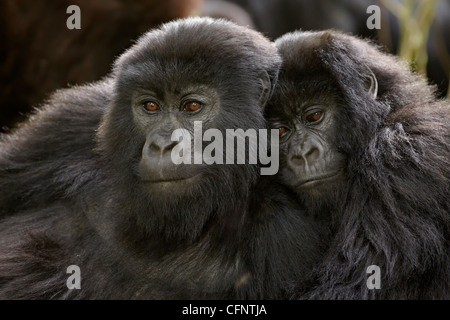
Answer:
[0,18,325,299]
[267,30,450,299]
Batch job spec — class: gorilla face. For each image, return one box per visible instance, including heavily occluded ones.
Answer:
[266,31,383,199]
[108,57,269,203]
[132,83,221,193]
[96,18,280,200]
[268,78,347,195]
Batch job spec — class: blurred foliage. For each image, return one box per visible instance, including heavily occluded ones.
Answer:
[380,0,439,75]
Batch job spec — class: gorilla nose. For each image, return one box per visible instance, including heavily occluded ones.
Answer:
[140,134,192,182]
[288,144,321,169]
[147,135,178,156]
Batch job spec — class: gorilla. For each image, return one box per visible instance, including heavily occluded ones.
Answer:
[0,18,326,299]
[266,30,450,299]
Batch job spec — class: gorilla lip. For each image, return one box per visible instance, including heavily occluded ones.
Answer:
[295,170,342,188]
[142,173,203,184]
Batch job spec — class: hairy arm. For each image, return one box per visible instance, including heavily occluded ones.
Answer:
[0,79,112,215]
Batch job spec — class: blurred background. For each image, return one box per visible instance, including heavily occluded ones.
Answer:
[1,0,449,132]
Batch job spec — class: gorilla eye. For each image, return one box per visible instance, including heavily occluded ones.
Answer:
[305,111,324,123]
[183,101,202,113]
[143,101,160,112]
[278,127,289,137]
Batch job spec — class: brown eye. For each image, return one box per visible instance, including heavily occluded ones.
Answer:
[278,127,288,137]
[183,101,202,112]
[305,111,324,123]
[143,101,159,112]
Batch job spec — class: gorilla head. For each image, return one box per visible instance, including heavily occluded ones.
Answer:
[267,31,384,209]
[96,18,281,243]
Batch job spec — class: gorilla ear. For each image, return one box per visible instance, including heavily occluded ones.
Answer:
[364,70,378,100]
[258,70,272,107]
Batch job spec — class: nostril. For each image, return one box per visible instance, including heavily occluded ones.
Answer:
[162,141,178,154]
[149,142,161,153]
[304,147,319,162]
[289,152,304,166]
[288,146,321,168]
[147,139,177,155]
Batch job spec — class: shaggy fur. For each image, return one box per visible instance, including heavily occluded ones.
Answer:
[0,18,326,299]
[267,30,450,299]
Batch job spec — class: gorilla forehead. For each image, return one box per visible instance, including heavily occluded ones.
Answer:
[275,30,381,77]
[116,59,216,96]
[268,75,339,121]
[275,31,331,76]
[114,17,280,90]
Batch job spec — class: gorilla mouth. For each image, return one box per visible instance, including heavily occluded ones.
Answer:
[296,170,342,188]
[142,173,203,184]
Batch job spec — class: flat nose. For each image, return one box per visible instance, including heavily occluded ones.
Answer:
[288,141,322,169]
[146,134,178,156]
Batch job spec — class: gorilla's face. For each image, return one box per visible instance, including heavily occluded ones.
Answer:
[267,79,347,196]
[131,83,221,193]
[113,63,269,202]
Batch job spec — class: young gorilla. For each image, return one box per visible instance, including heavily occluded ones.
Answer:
[267,30,450,299]
[0,18,326,299]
